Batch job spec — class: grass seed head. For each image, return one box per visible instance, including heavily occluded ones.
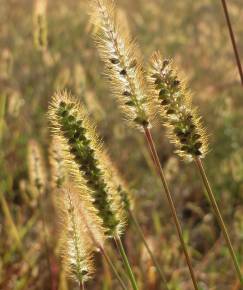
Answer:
[59,187,95,284]
[33,0,48,51]
[48,91,126,237]
[90,0,150,130]
[49,136,66,189]
[149,51,208,161]
[27,139,47,195]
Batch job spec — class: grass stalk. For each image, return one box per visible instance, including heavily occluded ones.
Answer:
[80,281,85,290]
[220,0,243,85]
[194,157,243,285]
[0,191,22,249]
[99,246,128,290]
[0,94,6,141]
[143,126,199,290]
[115,235,139,290]
[128,209,169,290]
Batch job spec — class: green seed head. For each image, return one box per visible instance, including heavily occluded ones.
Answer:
[48,91,125,237]
[149,52,208,161]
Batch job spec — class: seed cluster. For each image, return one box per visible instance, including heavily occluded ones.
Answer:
[49,137,66,189]
[27,140,46,194]
[91,0,150,129]
[33,0,48,51]
[61,188,94,283]
[49,92,125,237]
[149,52,208,161]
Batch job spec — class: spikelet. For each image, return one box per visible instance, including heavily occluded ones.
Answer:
[33,0,48,51]
[103,155,134,212]
[49,136,66,189]
[90,0,150,129]
[148,51,208,162]
[59,187,95,284]
[48,91,125,237]
[27,139,46,195]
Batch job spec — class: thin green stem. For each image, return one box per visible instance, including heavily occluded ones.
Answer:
[195,157,243,285]
[77,198,127,290]
[115,235,139,290]
[100,247,128,290]
[128,209,169,290]
[143,126,199,290]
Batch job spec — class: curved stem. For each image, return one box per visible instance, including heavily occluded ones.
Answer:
[143,127,199,290]
[115,235,139,290]
[220,0,243,85]
[100,247,128,290]
[195,157,243,285]
[128,209,169,290]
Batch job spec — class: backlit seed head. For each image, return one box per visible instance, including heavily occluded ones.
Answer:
[103,155,134,213]
[149,52,208,161]
[59,186,96,284]
[48,91,126,237]
[90,0,150,130]
[49,136,66,189]
[33,0,48,51]
[27,139,47,195]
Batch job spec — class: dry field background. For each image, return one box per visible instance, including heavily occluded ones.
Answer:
[0,0,243,289]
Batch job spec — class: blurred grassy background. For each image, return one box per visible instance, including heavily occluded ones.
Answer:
[0,0,243,289]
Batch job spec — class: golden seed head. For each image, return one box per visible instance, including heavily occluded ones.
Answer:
[149,51,208,161]
[27,139,46,194]
[103,154,134,212]
[90,0,150,130]
[59,186,96,284]
[33,0,48,51]
[49,136,66,189]
[48,91,126,237]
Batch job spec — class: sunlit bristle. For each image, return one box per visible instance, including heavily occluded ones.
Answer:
[103,155,134,213]
[48,91,126,237]
[90,0,150,130]
[27,139,46,194]
[59,187,95,284]
[148,51,208,161]
[49,136,66,189]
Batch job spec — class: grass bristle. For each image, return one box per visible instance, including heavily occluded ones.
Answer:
[148,51,208,161]
[90,0,150,129]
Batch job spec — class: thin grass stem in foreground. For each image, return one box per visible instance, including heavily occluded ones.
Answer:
[143,127,199,290]
[100,247,128,290]
[195,157,243,285]
[220,0,243,85]
[115,235,139,290]
[128,209,169,290]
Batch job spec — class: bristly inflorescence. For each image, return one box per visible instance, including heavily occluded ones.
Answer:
[149,52,208,161]
[49,136,66,189]
[103,155,134,213]
[90,0,150,129]
[33,0,48,51]
[27,139,47,194]
[60,187,95,284]
[48,91,125,237]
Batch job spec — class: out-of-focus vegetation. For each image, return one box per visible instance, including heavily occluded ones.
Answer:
[0,0,243,289]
